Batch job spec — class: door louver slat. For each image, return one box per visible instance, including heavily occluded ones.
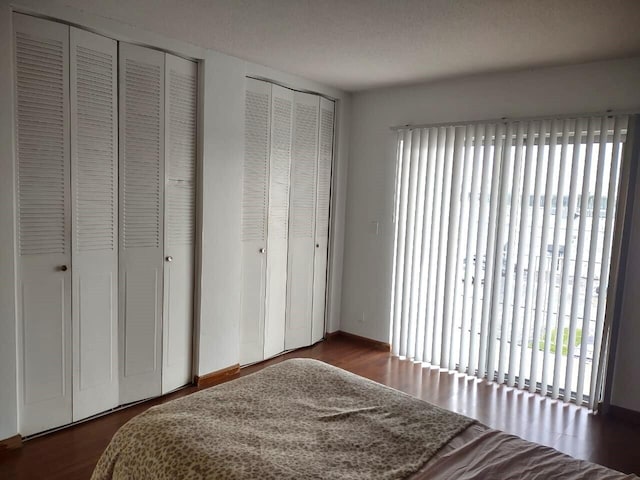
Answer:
[167,68,197,247]
[122,59,162,249]
[16,32,67,256]
[75,45,116,252]
[269,97,293,240]
[290,102,319,239]
[316,107,334,240]
[243,91,269,243]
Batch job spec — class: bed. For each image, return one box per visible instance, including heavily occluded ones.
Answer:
[91,359,638,479]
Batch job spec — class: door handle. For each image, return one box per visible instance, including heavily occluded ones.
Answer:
[259,248,266,254]
[59,265,68,272]
[166,256,173,262]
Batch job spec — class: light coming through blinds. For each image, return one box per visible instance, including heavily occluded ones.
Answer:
[391,116,628,409]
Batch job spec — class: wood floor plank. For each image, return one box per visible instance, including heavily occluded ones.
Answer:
[1,335,638,478]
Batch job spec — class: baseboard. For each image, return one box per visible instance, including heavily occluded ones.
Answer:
[608,404,640,426]
[0,434,22,451]
[326,330,391,352]
[194,363,241,388]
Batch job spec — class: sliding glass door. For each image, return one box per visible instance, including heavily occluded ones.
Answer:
[390,115,628,409]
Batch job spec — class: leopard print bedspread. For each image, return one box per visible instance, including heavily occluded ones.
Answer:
[91,359,475,480]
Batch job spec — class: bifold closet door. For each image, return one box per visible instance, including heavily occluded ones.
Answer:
[14,13,72,436]
[240,78,270,365]
[311,98,335,344]
[285,92,320,350]
[162,54,197,393]
[70,27,119,421]
[119,43,165,404]
[263,85,293,359]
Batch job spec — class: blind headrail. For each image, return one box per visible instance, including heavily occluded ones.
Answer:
[390,109,640,131]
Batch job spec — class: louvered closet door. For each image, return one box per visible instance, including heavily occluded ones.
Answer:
[311,98,335,344]
[14,14,72,436]
[70,27,119,421]
[240,78,271,365]
[119,43,165,404]
[263,85,293,359]
[162,54,197,393]
[285,92,320,350]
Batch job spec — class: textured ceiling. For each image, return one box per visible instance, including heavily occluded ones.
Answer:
[59,0,640,91]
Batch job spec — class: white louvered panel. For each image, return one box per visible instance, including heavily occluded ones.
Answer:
[16,29,67,256]
[74,45,116,252]
[166,61,197,248]
[122,58,163,249]
[167,70,197,181]
[290,99,319,239]
[285,92,319,350]
[118,43,164,404]
[70,27,119,422]
[263,85,293,359]
[14,13,72,437]
[268,96,293,240]
[316,102,334,242]
[240,79,271,365]
[311,97,335,344]
[243,88,270,243]
[162,54,197,395]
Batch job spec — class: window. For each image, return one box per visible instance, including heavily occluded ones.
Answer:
[390,116,627,409]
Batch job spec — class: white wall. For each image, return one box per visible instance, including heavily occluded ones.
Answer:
[342,57,640,408]
[0,1,18,441]
[0,0,350,439]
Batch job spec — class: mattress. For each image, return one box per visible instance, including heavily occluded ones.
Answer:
[91,359,637,479]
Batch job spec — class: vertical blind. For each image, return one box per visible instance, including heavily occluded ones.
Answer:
[391,115,628,409]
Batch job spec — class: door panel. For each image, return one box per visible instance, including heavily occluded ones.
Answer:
[311,98,335,343]
[70,27,119,421]
[263,85,293,359]
[285,92,319,350]
[119,43,165,404]
[162,54,197,393]
[240,79,270,365]
[14,13,72,436]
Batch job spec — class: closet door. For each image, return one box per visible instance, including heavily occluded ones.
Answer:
[240,78,270,365]
[162,54,197,393]
[263,85,293,359]
[119,43,165,404]
[285,92,320,350]
[70,27,119,420]
[311,98,335,344]
[14,14,72,436]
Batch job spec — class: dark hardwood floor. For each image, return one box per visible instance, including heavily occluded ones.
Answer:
[1,334,639,479]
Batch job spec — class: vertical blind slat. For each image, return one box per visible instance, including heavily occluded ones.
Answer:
[459,125,483,374]
[497,122,525,384]
[590,116,625,408]
[508,121,537,387]
[407,130,427,359]
[564,117,597,401]
[541,119,572,396]
[479,123,506,379]
[391,130,411,356]
[518,120,549,389]
[529,119,557,392]
[413,129,430,360]
[399,130,420,356]
[421,128,439,363]
[443,128,466,369]
[434,127,455,365]
[575,116,608,405]
[553,117,586,400]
